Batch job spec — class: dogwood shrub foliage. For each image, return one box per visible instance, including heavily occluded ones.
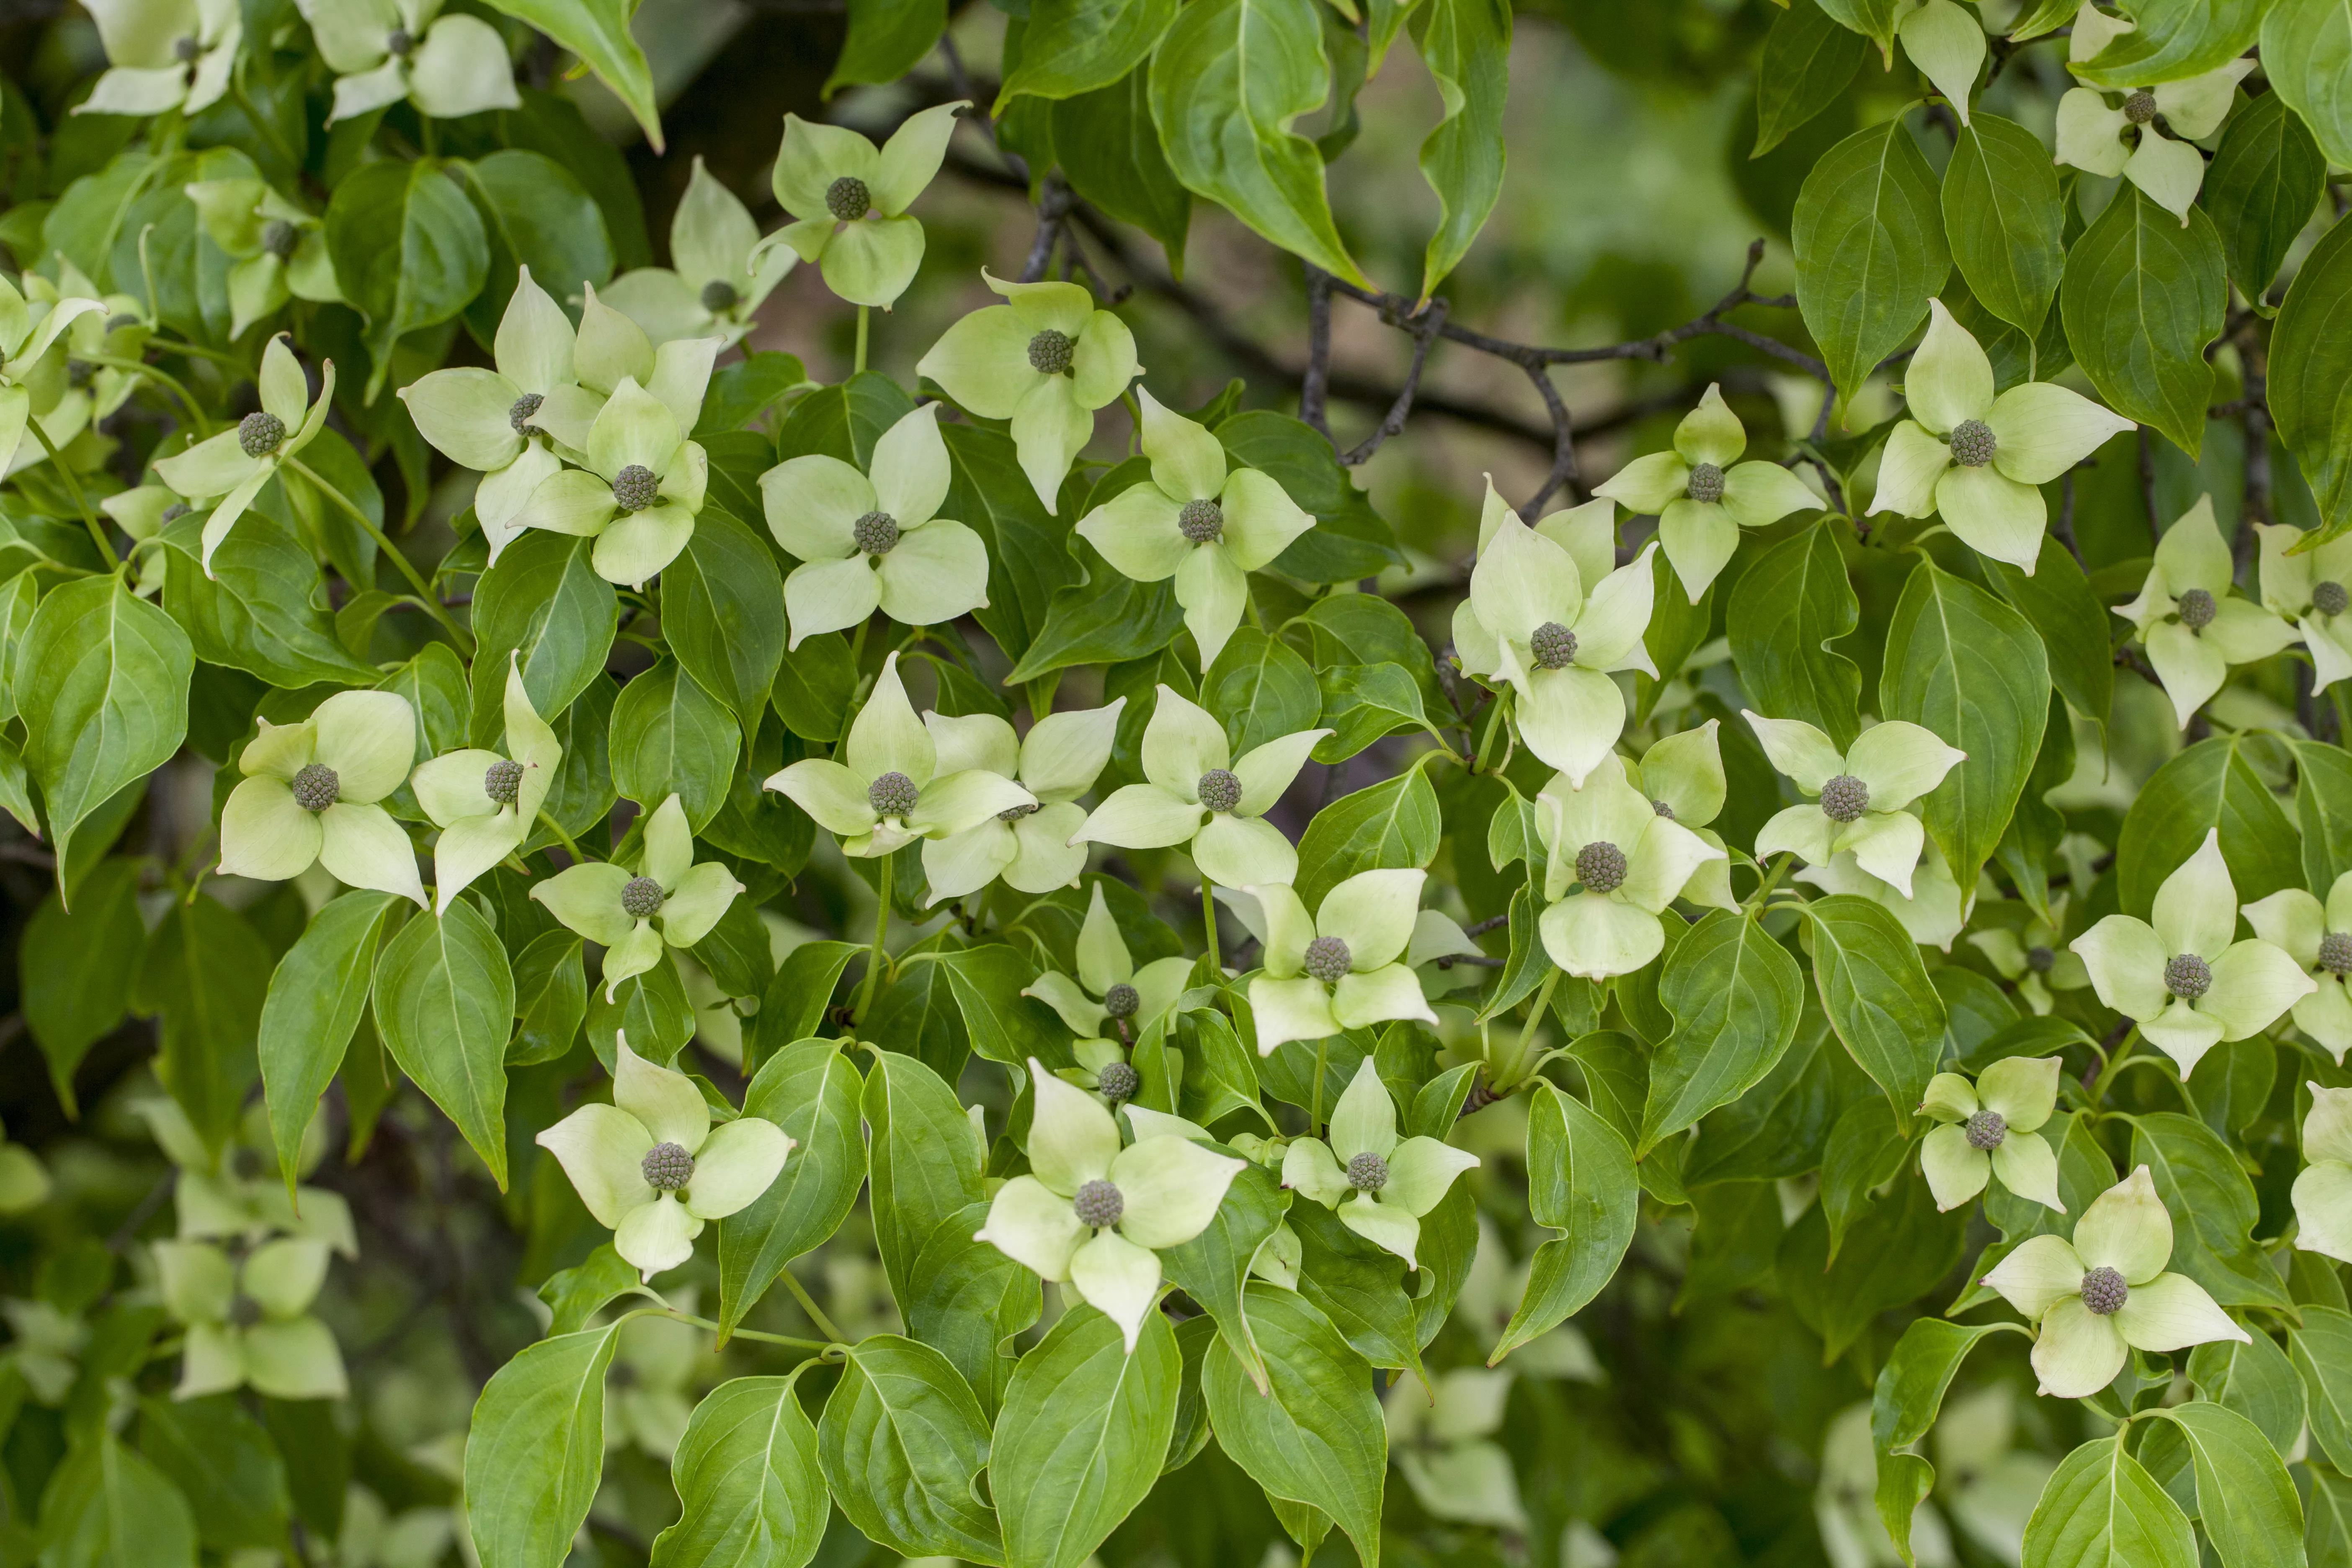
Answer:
[2,0,2350,1566]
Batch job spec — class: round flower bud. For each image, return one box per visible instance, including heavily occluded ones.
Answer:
[825,176,871,222]
[868,770,919,817]
[2122,90,2159,125]
[161,502,190,523]
[2176,588,2217,631]
[2316,581,2349,618]
[1685,462,1725,505]
[1103,983,1140,1020]
[261,219,299,260]
[107,313,142,333]
[2027,945,2055,973]
[508,392,543,436]
[611,464,659,513]
[1073,1178,1124,1228]
[1529,621,1578,671]
[2165,951,2212,1001]
[1302,936,1352,984]
[1576,840,1627,894]
[1178,498,1224,544]
[386,26,414,55]
[641,1141,694,1191]
[700,279,739,315]
[1819,774,1870,823]
[1026,329,1075,376]
[238,410,287,459]
[1196,768,1242,814]
[1097,1062,1140,1103]
[2080,1265,2128,1315]
[2321,931,2352,977]
[1345,1150,1390,1191]
[1949,419,1997,467]
[853,511,900,554]
[1652,798,1676,820]
[998,801,1040,822]
[483,758,524,806]
[290,763,339,813]
[174,34,201,61]
[67,359,93,389]
[621,876,665,918]
[1964,1109,2007,1150]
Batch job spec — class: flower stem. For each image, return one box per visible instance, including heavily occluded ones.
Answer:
[853,851,894,1027]
[536,809,591,866]
[1200,876,1221,969]
[2086,1026,2140,1107]
[1310,1038,1328,1133]
[84,354,211,436]
[854,305,870,374]
[651,1308,834,1353]
[1470,691,1511,774]
[285,456,475,656]
[26,420,119,570]
[778,1268,849,1344]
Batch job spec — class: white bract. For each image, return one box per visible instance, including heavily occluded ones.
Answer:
[1744,711,1964,899]
[1025,887,1192,1098]
[1918,1056,2064,1212]
[531,795,744,1001]
[1630,720,1737,911]
[155,1236,348,1401]
[754,104,962,309]
[2256,521,2352,694]
[76,0,240,116]
[1280,1058,1479,1267]
[524,283,721,454]
[410,656,561,911]
[766,652,1037,857]
[398,268,585,562]
[1869,301,2134,570]
[1075,389,1316,667]
[220,689,425,907]
[184,175,343,341]
[1534,755,1723,979]
[973,1065,1242,1351]
[509,376,707,587]
[2071,830,2313,1074]
[1592,384,1819,600]
[536,1036,793,1280]
[602,158,795,346]
[0,276,106,477]
[759,403,990,645]
[297,0,519,124]
[918,272,1142,511]
[920,702,1123,902]
[2056,6,2252,223]
[1245,869,1441,1054]
[2294,1084,2352,1264]
[1981,1166,2248,1398]
[2115,496,2300,727]
[1070,684,1324,887]
[1385,1368,1528,1531]
[1795,839,1969,952]
[2243,872,2352,1063]
[152,333,334,572]
[1967,898,2090,1014]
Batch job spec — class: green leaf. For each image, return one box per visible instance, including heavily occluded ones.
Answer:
[611,658,740,830]
[2308,1466,2352,1568]
[480,0,662,149]
[1727,518,1859,749]
[1644,910,1805,1151]
[323,158,489,402]
[157,513,379,689]
[1201,1284,1385,1568]
[2293,1306,2352,1473]
[132,895,270,1155]
[2263,0,2352,169]
[650,1375,828,1568]
[469,531,620,746]
[1003,553,1186,683]
[662,508,786,746]
[456,150,615,351]
[1292,766,1442,910]
[2130,1112,2292,1310]
[1940,113,2064,337]
[1492,1081,1637,1364]
[2203,91,2327,309]
[508,930,587,1066]
[258,892,399,1192]
[921,945,1065,1067]
[861,1048,986,1300]
[134,1395,290,1552]
[2188,1331,2306,1459]
[816,1335,1003,1564]
[1813,0,1898,53]
[1984,535,2114,730]
[1204,626,1320,757]
[991,1306,1181,1568]
[537,1244,652,1336]
[2115,736,2303,921]
[826,0,948,93]
[999,0,1178,103]
[1754,0,1868,160]
[1217,412,1404,583]
[2058,186,2226,457]
[2270,208,2352,543]
[718,1042,867,1338]
[1052,66,1191,270]
[1158,1159,1284,1390]
[1800,896,1948,1127]
[771,634,857,745]
[2293,738,2352,893]
[1870,1319,2014,1563]
[747,941,861,1070]
[34,1433,199,1568]
[1685,1011,1864,1186]
[372,900,515,1191]
[2146,1400,2304,1568]
[1778,1170,1966,1362]
[462,1324,622,1568]
[20,859,146,1112]
[2022,1437,2196,1568]
[2071,0,2268,87]
[900,1198,1042,1418]
[1289,1201,1425,1375]
[1407,0,1509,301]
[17,573,192,850]
[1792,115,1950,407]
[1313,663,1433,763]
[1880,557,2049,887]
[1149,0,1371,286]
[939,423,1081,672]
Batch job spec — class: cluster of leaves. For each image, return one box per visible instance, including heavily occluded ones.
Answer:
[0,1,2351,1568]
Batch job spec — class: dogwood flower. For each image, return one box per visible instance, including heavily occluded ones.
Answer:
[184,176,341,340]
[2294,1085,2352,1264]
[297,0,520,124]
[1896,0,1987,125]
[1919,1056,2065,1212]
[973,1065,1242,1351]
[917,272,1142,511]
[524,284,720,454]
[37,271,150,454]
[753,104,962,309]
[75,0,240,116]
[1280,1058,1478,1267]
[2115,497,2300,727]
[1451,515,1657,787]
[1869,302,2135,570]
[411,657,561,911]
[531,795,744,1001]
[1534,756,1724,979]
[759,403,990,645]
[2243,873,2352,1063]
[536,1036,792,1280]
[2056,5,2252,223]
[153,333,333,571]
[397,268,581,561]
[1968,899,2091,1014]
[2256,522,2352,694]
[1980,1166,2248,1398]
[1027,884,1197,1070]
[510,377,706,586]
[1592,384,1819,600]
[602,159,795,346]
[1744,711,1965,899]
[1630,720,1736,910]
[0,278,106,475]
[1385,1368,1528,1531]
[1246,870,1441,1053]
[221,689,425,906]
[1071,686,1324,887]
[155,1237,348,1401]
[1075,390,1316,667]
[1794,839,1969,950]
[2071,830,2313,1074]
[766,652,1036,857]
[921,702,1123,903]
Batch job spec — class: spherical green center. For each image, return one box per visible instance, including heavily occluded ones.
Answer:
[239,410,286,459]
[826,176,871,222]
[1950,419,1996,467]
[290,763,338,813]
[621,876,665,918]
[2165,951,2211,1000]
[1820,774,1869,823]
[1027,329,1075,376]
[1685,462,1725,505]
[1197,768,1241,814]
[1303,936,1352,984]
[611,464,658,513]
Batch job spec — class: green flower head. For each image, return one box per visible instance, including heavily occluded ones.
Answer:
[1592,384,1820,601]
[1919,1056,2065,1213]
[1535,754,1723,980]
[297,0,520,124]
[1967,897,2091,1014]
[918,271,1142,512]
[510,376,708,587]
[152,333,335,573]
[1746,710,1965,900]
[1075,389,1317,668]
[760,403,991,645]
[602,157,795,346]
[1280,1058,1479,1268]
[0,277,109,477]
[1025,882,1195,1047]
[37,265,150,446]
[184,175,342,340]
[525,281,722,454]
[156,1237,348,1402]
[757,103,964,309]
[2256,522,2352,696]
[75,0,240,117]
[2057,6,2252,224]
[2294,1084,2352,1266]
[2117,497,2300,728]
[1980,1166,2247,1398]
[531,795,744,1001]
[1246,869,1440,1054]
[2242,872,2352,1064]
[919,701,1124,903]
[220,689,425,907]
[410,655,562,912]
[1870,302,2134,570]
[1385,1367,1527,1532]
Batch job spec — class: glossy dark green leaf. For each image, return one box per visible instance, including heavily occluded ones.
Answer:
[999,0,1178,102]
[2189,1331,2306,1459]
[456,149,614,350]
[611,658,739,830]
[2071,0,2267,87]
[17,573,192,849]
[2130,1112,2291,1309]
[1753,0,1867,159]
[991,1306,1181,1568]
[718,1041,866,1338]
[2060,186,2227,456]
[2271,209,2352,543]
[816,1335,1003,1563]
[2205,91,2326,307]
[132,894,270,1155]
[2022,1437,2196,1568]
[2115,736,2303,920]
[861,1047,987,1299]
[1941,113,2064,336]
[1053,64,1192,268]
[1204,626,1320,756]
[1408,0,1509,300]
[1493,1082,1635,1363]
[372,900,514,1189]
[2147,1401,2303,1568]
[468,531,620,745]
[1792,116,1950,406]
[322,158,489,399]
[650,1375,827,1568]
[507,930,586,1066]
[1800,896,1948,1125]
[134,1395,289,1552]
[258,891,400,1189]
[33,1432,199,1568]
[1644,909,1805,1150]
[20,858,146,1112]
[663,508,787,745]
[1727,518,1861,749]
[463,1324,621,1568]
[1985,535,2113,730]
[1292,766,1442,909]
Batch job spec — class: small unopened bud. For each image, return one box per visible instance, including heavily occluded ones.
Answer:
[621,876,665,918]
[386,27,414,56]
[1345,1150,1389,1191]
[2165,951,2212,1001]
[2027,945,2055,973]
[1576,840,1627,894]
[484,758,524,806]
[1097,1062,1140,1103]
[1820,774,1869,823]
[175,34,202,62]
[641,1141,694,1191]
[1026,329,1075,375]
[868,770,918,817]
[508,392,543,436]
[1529,621,1578,671]
[611,464,659,513]
[1178,499,1224,544]
[2080,1265,2128,1315]
[1103,983,1140,1020]
[1949,419,1996,467]
[2321,931,2352,976]
[1964,1109,2007,1150]
[700,278,739,314]
[1685,462,1725,505]
[261,219,299,260]
[853,511,900,554]
[2316,580,2349,618]
[2122,90,2158,126]
[1073,1178,1124,1228]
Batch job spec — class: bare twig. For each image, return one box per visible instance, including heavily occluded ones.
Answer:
[1302,263,1334,440]
[1341,297,1449,466]
[1019,175,1072,284]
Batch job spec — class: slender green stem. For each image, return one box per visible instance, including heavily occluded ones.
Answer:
[1743,851,1793,912]
[1310,1038,1328,1133]
[778,1269,849,1344]
[230,53,303,173]
[854,305,870,374]
[27,420,119,570]
[652,1308,835,1353]
[1200,876,1221,969]
[2086,1026,2141,1108]
[285,456,475,655]
[536,809,590,865]
[84,354,211,436]
[144,335,249,374]
[1470,692,1511,773]
[853,853,895,1025]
